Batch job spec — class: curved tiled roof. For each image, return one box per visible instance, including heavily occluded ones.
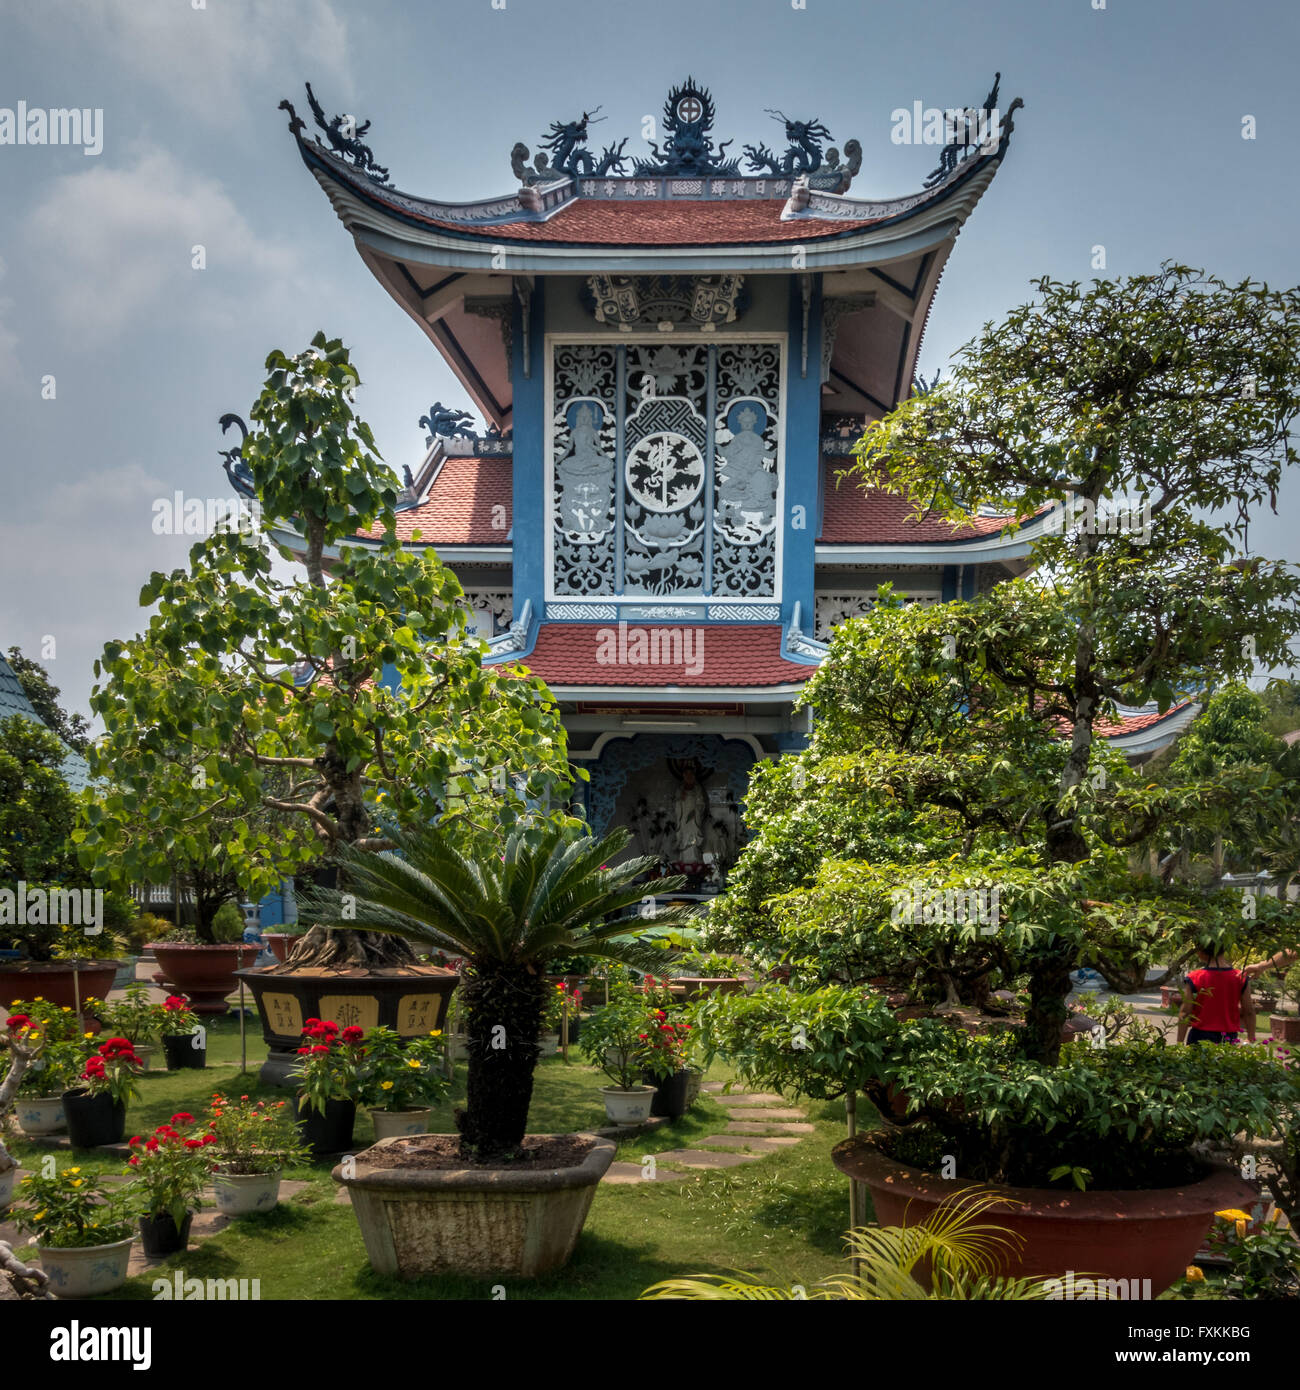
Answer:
[511,624,811,688]
[362,455,513,546]
[417,199,876,247]
[820,478,1015,545]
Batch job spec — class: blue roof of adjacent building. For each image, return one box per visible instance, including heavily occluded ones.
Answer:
[0,652,91,791]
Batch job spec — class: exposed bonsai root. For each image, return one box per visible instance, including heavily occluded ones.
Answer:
[0,1242,52,1301]
[265,926,420,972]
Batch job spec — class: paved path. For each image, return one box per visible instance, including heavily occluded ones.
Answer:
[602,1081,815,1184]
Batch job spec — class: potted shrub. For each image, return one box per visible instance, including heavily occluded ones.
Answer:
[580,997,658,1125]
[292,1018,366,1156]
[4,1001,85,1135]
[125,1116,217,1257]
[1269,964,1300,1044]
[638,1006,699,1119]
[63,1035,141,1148]
[158,994,205,1070]
[11,1164,134,1297]
[147,923,261,1019]
[205,1091,309,1215]
[90,982,163,1071]
[307,816,693,1278]
[357,1026,451,1139]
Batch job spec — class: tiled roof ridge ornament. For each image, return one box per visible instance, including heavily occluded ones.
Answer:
[923,72,1023,190]
[633,77,743,178]
[418,403,478,447]
[743,109,834,178]
[513,107,629,186]
[217,413,255,498]
[279,82,390,186]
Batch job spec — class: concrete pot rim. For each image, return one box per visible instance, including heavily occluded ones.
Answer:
[333,1132,616,1194]
[599,1084,655,1096]
[832,1126,1257,1220]
[146,942,261,956]
[37,1234,135,1257]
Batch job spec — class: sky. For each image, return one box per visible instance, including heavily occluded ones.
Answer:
[0,0,1297,720]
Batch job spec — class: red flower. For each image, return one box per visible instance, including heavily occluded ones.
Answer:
[202,1134,217,1145]
[128,1135,143,1147]
[5,1014,31,1030]
[145,1138,159,1153]
[163,995,188,1011]
[310,1044,330,1055]
[340,1025,364,1043]
[127,1156,139,1166]
[295,1047,311,1055]
[171,1112,194,1124]
[183,1138,203,1149]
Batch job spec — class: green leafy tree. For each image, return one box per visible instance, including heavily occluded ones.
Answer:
[79,334,573,969]
[5,648,91,755]
[300,817,694,1162]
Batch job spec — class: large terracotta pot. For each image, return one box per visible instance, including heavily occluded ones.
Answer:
[832,1127,1258,1296]
[147,942,261,1016]
[333,1133,615,1278]
[265,933,304,965]
[0,959,122,1011]
[1269,1014,1300,1042]
[237,964,458,1086]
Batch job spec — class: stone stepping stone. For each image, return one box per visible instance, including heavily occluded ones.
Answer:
[652,1148,763,1170]
[715,1093,785,1106]
[724,1107,805,1121]
[724,1121,815,1135]
[602,1161,693,1184]
[694,1134,802,1152]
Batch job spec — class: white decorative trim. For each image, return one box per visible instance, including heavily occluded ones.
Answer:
[547,602,618,621]
[708,604,779,621]
[575,730,767,760]
[785,601,829,660]
[486,598,533,656]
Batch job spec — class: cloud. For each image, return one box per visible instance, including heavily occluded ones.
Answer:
[23,145,301,344]
[0,255,21,385]
[18,0,352,120]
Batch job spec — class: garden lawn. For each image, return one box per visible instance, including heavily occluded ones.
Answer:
[6,1019,856,1300]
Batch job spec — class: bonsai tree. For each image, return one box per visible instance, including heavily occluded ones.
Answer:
[79,333,573,970]
[696,265,1300,1188]
[299,816,694,1161]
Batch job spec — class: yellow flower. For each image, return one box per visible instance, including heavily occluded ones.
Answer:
[34,1209,47,1220]
[28,1032,40,1042]
[1236,1219,1248,1239]
[406,1058,421,1068]
[1216,1208,1251,1222]
[70,1179,83,1188]
[68,1167,81,1174]
[380,1081,394,1091]
[84,1032,95,1040]
[428,1030,441,1038]
[61,1007,71,1013]
[34,997,43,1003]
[1184,1265,1205,1283]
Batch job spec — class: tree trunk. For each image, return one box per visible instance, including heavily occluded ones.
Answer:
[455,962,548,1162]
[1023,943,1074,1065]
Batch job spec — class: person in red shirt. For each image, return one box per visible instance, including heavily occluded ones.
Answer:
[1177,945,1257,1044]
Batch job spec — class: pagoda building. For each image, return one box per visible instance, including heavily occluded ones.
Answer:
[272,77,1194,888]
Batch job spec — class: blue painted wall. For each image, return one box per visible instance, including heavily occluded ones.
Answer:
[511,279,547,622]
[782,274,822,627]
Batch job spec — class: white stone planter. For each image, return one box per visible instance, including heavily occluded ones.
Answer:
[18,1094,66,1136]
[537,1033,560,1057]
[0,1165,15,1212]
[212,1169,282,1216]
[600,1085,656,1125]
[38,1236,134,1298]
[370,1107,432,1140]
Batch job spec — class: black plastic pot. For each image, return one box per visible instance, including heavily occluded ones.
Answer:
[163,1032,206,1070]
[139,1210,193,1258]
[641,1068,697,1119]
[61,1089,126,1148]
[295,1097,356,1157]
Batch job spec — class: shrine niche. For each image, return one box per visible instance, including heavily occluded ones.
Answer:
[550,340,782,602]
[585,735,756,892]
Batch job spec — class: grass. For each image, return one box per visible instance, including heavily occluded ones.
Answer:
[5,1018,858,1300]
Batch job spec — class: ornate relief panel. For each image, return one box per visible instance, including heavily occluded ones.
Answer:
[550,339,783,601]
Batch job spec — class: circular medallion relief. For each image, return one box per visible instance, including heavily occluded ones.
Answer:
[625,431,704,514]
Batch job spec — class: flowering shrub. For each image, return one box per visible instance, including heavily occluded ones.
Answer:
[637,1008,694,1082]
[126,1117,217,1227]
[77,1036,142,1107]
[355,1027,451,1112]
[541,981,583,1035]
[204,1092,309,1174]
[13,1165,133,1249]
[157,994,198,1037]
[1177,1207,1300,1299]
[4,1000,85,1095]
[292,1018,367,1116]
[91,982,166,1045]
[580,998,652,1091]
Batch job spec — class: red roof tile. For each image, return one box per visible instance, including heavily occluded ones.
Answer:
[510,624,812,688]
[820,479,1013,544]
[415,199,877,247]
[1095,702,1194,737]
[362,455,513,545]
